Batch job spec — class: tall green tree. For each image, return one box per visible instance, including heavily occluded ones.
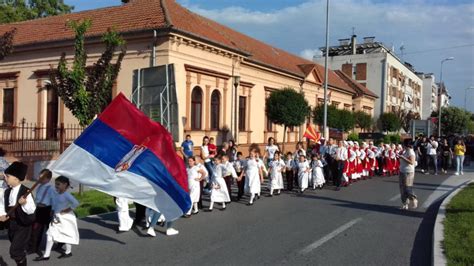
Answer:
[0,28,15,60]
[378,112,401,132]
[430,106,471,135]
[49,20,126,127]
[266,87,309,151]
[396,110,420,133]
[312,104,339,129]
[0,0,73,24]
[338,109,355,133]
[353,110,372,132]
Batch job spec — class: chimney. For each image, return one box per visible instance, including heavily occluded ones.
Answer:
[351,35,357,55]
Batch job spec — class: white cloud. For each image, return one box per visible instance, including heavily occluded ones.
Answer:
[182,0,474,111]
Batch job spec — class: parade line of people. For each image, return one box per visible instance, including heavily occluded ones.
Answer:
[0,134,466,265]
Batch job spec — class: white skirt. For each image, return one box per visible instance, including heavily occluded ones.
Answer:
[270,172,284,190]
[298,172,309,190]
[47,211,80,245]
[189,179,201,203]
[313,168,326,186]
[210,177,230,203]
[245,169,261,195]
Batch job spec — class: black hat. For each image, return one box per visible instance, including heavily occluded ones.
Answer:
[4,161,28,181]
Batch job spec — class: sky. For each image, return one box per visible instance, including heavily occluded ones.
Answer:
[66,0,474,112]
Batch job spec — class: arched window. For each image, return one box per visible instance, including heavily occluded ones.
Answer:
[191,86,203,130]
[210,90,221,130]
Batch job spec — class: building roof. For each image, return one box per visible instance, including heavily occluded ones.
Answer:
[334,70,378,99]
[0,0,353,93]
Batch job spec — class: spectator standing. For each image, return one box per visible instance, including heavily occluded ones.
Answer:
[181,135,194,162]
[440,139,452,174]
[454,139,466,175]
[426,136,438,175]
[398,140,418,210]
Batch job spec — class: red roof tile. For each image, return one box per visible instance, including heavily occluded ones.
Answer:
[0,0,355,93]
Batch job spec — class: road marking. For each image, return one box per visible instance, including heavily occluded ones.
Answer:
[421,177,471,209]
[300,218,363,255]
[389,194,400,202]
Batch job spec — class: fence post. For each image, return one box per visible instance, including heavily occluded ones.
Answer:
[20,118,26,157]
[59,123,65,153]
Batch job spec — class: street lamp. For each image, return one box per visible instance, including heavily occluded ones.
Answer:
[323,0,330,139]
[464,86,474,111]
[438,57,454,137]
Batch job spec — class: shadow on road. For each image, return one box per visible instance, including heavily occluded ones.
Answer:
[295,194,425,218]
[409,196,443,266]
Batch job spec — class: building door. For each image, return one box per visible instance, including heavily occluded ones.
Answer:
[46,87,59,139]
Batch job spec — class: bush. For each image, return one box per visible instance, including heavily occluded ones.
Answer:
[383,134,401,144]
[347,132,359,142]
[378,112,401,132]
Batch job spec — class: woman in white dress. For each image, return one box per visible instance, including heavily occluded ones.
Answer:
[35,176,79,261]
[297,154,311,193]
[311,154,325,189]
[240,150,264,205]
[268,151,285,196]
[185,156,207,216]
[207,156,230,211]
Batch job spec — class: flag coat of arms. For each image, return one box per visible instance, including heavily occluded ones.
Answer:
[52,93,191,221]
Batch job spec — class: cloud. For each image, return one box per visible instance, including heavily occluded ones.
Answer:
[181,0,474,111]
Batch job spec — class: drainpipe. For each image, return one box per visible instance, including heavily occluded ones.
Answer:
[152,30,157,67]
[380,56,387,116]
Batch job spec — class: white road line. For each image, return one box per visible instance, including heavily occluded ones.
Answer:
[300,218,363,255]
[389,194,400,202]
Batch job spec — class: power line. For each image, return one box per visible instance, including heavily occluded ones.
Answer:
[399,44,474,55]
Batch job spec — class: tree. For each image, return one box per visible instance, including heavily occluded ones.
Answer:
[0,28,15,60]
[378,112,401,132]
[0,0,73,24]
[430,106,471,136]
[396,110,420,132]
[312,104,339,129]
[337,109,355,133]
[266,87,309,151]
[353,111,372,132]
[49,20,126,127]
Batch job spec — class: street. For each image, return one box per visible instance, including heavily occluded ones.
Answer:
[0,171,471,266]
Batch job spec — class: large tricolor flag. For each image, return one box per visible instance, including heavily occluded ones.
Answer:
[52,93,191,221]
[303,124,321,142]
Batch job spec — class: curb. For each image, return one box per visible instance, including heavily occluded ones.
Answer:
[432,179,473,266]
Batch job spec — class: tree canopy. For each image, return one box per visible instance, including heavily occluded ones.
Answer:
[313,105,355,133]
[266,87,309,128]
[353,110,372,132]
[0,0,73,24]
[49,20,126,127]
[0,28,15,60]
[431,106,471,135]
[378,112,401,132]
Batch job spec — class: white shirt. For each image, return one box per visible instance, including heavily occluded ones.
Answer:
[52,191,79,214]
[201,146,211,162]
[427,141,438,155]
[400,148,416,173]
[222,161,238,178]
[35,183,54,206]
[0,180,6,215]
[265,145,279,160]
[335,147,348,161]
[8,184,36,215]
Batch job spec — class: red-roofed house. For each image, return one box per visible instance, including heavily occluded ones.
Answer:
[0,0,377,152]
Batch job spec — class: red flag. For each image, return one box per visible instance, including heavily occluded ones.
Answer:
[303,124,321,142]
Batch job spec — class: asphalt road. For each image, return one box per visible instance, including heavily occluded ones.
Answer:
[1,170,472,266]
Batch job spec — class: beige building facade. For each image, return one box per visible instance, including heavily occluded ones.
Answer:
[0,0,377,152]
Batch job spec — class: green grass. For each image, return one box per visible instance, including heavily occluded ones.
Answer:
[444,183,474,266]
[72,190,116,218]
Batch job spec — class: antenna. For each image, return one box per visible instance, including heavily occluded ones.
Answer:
[351,27,355,35]
[399,43,405,60]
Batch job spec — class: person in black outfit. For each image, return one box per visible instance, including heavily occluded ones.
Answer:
[132,202,146,228]
[440,139,453,174]
[1,162,36,266]
[417,137,428,173]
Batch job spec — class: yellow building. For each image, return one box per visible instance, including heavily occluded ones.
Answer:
[0,0,377,155]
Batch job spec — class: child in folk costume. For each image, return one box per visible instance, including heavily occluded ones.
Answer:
[29,169,55,255]
[383,144,393,176]
[116,197,133,232]
[221,154,238,201]
[285,152,296,191]
[268,151,285,196]
[207,156,230,211]
[367,142,378,177]
[297,154,311,193]
[185,156,207,217]
[311,154,325,189]
[353,142,363,181]
[359,143,369,179]
[390,144,398,175]
[233,152,245,201]
[35,176,79,261]
[1,162,36,266]
[347,141,357,182]
[240,150,264,206]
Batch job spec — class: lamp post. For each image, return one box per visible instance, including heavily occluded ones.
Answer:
[323,0,330,139]
[233,75,240,143]
[438,57,454,137]
[464,86,474,111]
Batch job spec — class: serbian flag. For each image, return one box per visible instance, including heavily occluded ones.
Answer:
[303,124,321,142]
[51,93,191,221]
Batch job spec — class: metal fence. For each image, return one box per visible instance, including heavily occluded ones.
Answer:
[0,119,83,157]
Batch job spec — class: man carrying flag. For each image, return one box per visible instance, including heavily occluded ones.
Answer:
[51,93,191,229]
